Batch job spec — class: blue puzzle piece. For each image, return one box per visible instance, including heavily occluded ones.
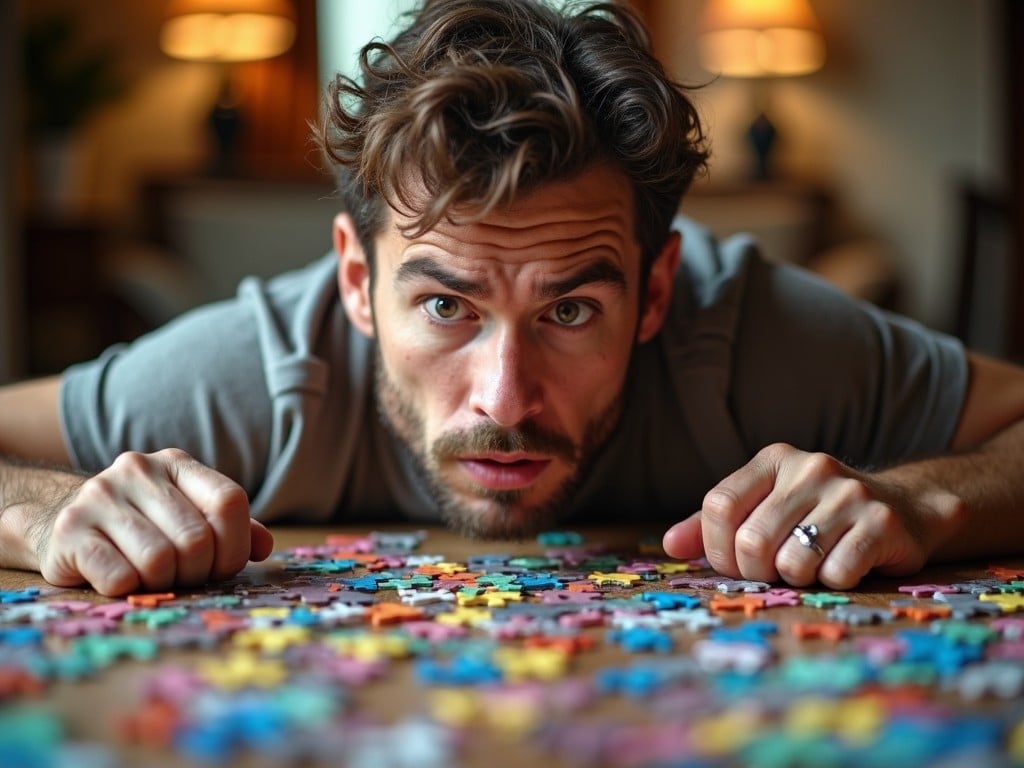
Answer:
[607,626,674,653]
[896,629,984,676]
[536,531,583,547]
[595,658,698,698]
[284,558,359,574]
[338,576,383,592]
[0,627,45,647]
[637,591,702,610]
[414,656,504,686]
[175,698,290,763]
[709,621,778,646]
[516,574,564,591]
[0,589,41,604]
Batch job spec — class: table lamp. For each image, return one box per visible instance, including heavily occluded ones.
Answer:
[159,0,297,174]
[697,0,825,180]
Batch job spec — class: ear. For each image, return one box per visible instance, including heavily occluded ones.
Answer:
[637,229,680,343]
[335,213,375,339]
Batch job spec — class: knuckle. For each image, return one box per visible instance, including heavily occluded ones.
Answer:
[758,442,793,462]
[111,451,151,474]
[74,475,118,505]
[135,539,176,577]
[863,501,899,532]
[159,447,194,465]
[734,525,771,561]
[209,483,249,516]
[76,536,140,596]
[834,477,871,506]
[50,503,89,537]
[76,534,109,569]
[702,489,741,525]
[803,451,840,480]
[174,523,213,557]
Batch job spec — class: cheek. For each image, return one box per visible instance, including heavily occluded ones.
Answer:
[379,331,465,422]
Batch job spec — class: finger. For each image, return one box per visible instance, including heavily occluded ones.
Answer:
[774,472,886,589]
[98,508,178,593]
[732,449,848,583]
[72,530,144,597]
[55,472,179,593]
[170,455,253,581]
[700,451,781,577]
[249,520,275,562]
[106,452,215,588]
[733,488,820,584]
[41,513,143,597]
[818,502,923,589]
[774,518,848,588]
[662,514,704,560]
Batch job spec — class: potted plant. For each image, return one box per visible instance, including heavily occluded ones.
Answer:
[22,13,127,215]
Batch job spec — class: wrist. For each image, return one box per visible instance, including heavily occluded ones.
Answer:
[0,463,84,572]
[0,502,44,571]
[873,466,968,560]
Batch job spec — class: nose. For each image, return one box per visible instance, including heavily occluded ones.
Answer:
[467,324,543,427]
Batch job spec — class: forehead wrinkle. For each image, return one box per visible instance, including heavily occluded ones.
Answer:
[461,210,631,247]
[418,225,632,266]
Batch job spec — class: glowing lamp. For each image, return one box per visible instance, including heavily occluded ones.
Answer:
[697,0,826,178]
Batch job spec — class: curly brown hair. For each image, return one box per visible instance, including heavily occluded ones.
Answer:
[315,0,709,271]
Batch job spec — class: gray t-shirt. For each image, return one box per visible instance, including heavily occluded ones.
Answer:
[60,218,967,525]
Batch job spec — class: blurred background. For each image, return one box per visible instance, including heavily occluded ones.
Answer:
[0,0,1020,383]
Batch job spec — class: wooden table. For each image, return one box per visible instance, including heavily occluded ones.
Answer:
[1,524,1021,767]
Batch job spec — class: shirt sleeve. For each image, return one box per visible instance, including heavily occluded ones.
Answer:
[728,250,968,468]
[60,298,274,497]
[59,253,375,524]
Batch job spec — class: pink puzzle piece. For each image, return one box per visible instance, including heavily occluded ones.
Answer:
[49,616,119,638]
[86,602,136,621]
[853,635,906,665]
[991,617,1024,640]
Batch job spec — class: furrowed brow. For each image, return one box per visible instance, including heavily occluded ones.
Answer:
[394,257,487,298]
[537,259,627,300]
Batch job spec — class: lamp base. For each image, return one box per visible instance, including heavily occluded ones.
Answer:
[748,111,777,181]
[207,72,242,176]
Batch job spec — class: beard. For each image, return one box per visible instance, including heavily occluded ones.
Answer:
[373,349,625,539]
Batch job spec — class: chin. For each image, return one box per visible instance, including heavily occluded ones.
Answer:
[439,491,566,541]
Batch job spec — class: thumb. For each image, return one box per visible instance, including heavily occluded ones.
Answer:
[662,513,704,560]
[249,519,275,562]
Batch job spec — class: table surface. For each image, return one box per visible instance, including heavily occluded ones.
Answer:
[1,524,1022,768]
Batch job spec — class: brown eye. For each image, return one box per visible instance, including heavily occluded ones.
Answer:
[554,301,581,325]
[430,296,460,320]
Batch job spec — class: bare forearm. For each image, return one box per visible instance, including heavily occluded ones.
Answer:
[0,456,85,572]
[875,419,1024,562]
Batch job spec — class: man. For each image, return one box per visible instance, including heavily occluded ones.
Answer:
[1,0,1023,597]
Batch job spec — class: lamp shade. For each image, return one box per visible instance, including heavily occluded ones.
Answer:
[160,0,296,63]
[698,0,825,78]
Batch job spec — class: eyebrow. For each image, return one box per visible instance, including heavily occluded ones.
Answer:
[537,259,627,300]
[394,256,627,300]
[395,257,488,297]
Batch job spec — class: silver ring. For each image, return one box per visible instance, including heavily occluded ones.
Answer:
[792,523,825,557]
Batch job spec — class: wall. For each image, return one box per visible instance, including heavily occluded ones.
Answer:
[317,0,419,91]
[9,0,1006,335]
[1,1,21,383]
[648,0,1004,330]
[18,0,223,222]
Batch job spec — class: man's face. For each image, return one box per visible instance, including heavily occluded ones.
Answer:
[339,164,674,538]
